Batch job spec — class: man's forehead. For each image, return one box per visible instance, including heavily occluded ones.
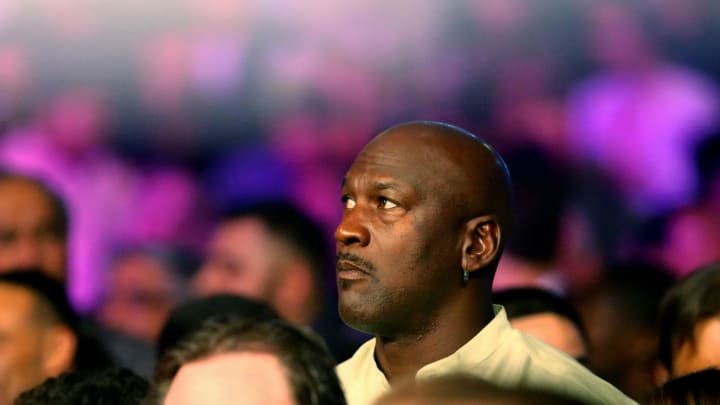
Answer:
[346,127,473,185]
[344,147,427,193]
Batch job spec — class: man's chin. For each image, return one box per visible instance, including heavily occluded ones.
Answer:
[338,300,375,334]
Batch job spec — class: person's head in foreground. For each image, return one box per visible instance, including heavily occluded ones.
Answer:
[14,367,148,405]
[493,288,590,364]
[0,270,78,404]
[155,293,279,361]
[334,121,632,405]
[644,367,720,405]
[150,318,346,405]
[373,373,588,405]
[658,262,720,380]
[0,172,68,281]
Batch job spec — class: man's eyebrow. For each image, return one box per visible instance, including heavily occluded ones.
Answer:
[341,178,411,192]
[374,181,403,191]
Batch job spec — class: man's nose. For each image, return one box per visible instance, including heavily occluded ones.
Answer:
[334,209,370,247]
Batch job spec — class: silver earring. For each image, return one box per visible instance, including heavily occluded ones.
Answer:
[463,270,470,283]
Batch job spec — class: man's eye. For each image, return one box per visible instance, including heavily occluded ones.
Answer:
[342,196,356,209]
[378,197,397,209]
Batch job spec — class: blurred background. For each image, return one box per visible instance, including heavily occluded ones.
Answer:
[0,0,719,397]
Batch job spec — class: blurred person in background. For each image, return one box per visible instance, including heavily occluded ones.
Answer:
[94,246,195,377]
[97,246,194,344]
[149,318,346,405]
[493,288,589,364]
[574,261,674,399]
[659,133,720,277]
[0,82,138,311]
[567,0,719,219]
[493,145,570,293]
[14,367,149,405]
[0,171,140,377]
[0,172,68,281]
[0,271,78,404]
[192,199,358,361]
[657,262,720,382]
[0,81,211,312]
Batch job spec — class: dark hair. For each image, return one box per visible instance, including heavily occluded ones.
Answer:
[0,270,114,371]
[658,262,720,373]
[219,200,328,282]
[0,270,78,332]
[155,293,279,360]
[502,145,568,262]
[151,318,346,405]
[493,288,589,345]
[644,368,720,405]
[694,133,720,199]
[0,171,70,239]
[15,367,148,405]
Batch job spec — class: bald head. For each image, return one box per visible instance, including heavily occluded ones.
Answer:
[362,121,513,240]
[336,121,513,335]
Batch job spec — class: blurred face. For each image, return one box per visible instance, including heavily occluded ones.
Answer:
[193,218,279,301]
[672,316,720,377]
[0,179,66,280]
[98,254,179,342]
[0,284,49,404]
[45,87,108,154]
[510,313,588,363]
[588,3,651,70]
[335,132,465,336]
[164,352,295,405]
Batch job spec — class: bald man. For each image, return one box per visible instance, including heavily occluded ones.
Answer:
[334,122,633,405]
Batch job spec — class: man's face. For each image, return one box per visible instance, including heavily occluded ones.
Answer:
[335,134,465,336]
[0,179,66,280]
[0,284,49,404]
[192,218,279,301]
[672,316,720,377]
[163,352,295,405]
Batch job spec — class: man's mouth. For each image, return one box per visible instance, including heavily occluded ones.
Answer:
[336,253,375,280]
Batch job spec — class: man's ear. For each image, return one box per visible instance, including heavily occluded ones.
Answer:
[42,325,77,377]
[461,215,501,276]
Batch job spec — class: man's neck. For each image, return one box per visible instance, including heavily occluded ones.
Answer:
[373,293,495,382]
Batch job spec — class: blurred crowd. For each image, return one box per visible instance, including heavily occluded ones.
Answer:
[1,0,720,403]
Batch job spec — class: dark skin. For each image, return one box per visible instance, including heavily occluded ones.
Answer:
[335,121,513,381]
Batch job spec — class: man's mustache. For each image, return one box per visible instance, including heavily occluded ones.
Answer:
[336,252,377,274]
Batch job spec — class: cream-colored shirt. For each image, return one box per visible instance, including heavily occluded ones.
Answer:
[337,306,635,405]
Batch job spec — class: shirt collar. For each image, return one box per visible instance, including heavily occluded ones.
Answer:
[365,305,513,381]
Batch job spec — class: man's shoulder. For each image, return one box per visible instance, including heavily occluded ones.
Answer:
[484,331,636,404]
[336,338,376,379]
[336,338,391,405]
